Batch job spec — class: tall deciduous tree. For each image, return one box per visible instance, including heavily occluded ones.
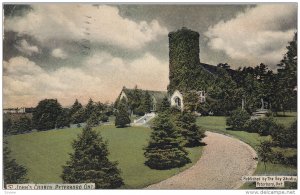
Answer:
[61,126,123,189]
[4,140,28,186]
[144,113,190,169]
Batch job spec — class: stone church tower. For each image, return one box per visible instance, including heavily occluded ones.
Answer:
[168,27,204,93]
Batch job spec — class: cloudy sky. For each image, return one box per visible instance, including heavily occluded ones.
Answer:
[3,3,297,108]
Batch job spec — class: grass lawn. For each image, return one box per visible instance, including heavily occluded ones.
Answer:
[7,125,202,189]
[196,112,297,189]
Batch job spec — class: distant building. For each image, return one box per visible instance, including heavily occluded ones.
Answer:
[3,107,35,114]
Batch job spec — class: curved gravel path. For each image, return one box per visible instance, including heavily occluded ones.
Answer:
[146,131,257,189]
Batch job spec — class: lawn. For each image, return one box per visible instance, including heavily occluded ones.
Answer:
[7,125,202,189]
[196,112,297,189]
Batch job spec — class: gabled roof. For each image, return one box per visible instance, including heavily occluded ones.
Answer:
[121,87,168,103]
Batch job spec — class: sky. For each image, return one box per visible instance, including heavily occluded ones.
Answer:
[3,3,297,108]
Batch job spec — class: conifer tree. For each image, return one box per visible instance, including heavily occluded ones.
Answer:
[4,140,28,186]
[84,98,95,121]
[144,113,191,169]
[115,98,131,128]
[142,91,152,113]
[157,97,170,113]
[70,99,83,117]
[61,126,123,189]
[86,112,100,127]
[175,112,205,147]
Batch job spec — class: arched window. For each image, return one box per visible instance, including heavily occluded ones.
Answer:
[174,97,181,107]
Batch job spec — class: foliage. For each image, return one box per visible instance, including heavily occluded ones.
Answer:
[7,125,202,188]
[271,120,297,148]
[244,117,280,136]
[277,32,297,111]
[86,112,101,127]
[56,108,71,129]
[99,114,109,122]
[32,99,63,131]
[61,126,124,189]
[115,98,131,128]
[141,91,152,114]
[144,113,191,169]
[3,140,28,186]
[69,99,83,118]
[209,68,242,115]
[157,97,170,113]
[183,91,199,112]
[71,108,86,124]
[3,115,13,135]
[84,98,95,121]
[257,141,272,172]
[168,27,215,93]
[175,112,205,147]
[226,108,250,130]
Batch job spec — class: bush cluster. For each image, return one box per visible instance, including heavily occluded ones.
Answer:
[226,108,250,130]
[244,117,282,136]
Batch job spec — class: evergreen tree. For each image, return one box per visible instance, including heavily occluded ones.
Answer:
[61,126,123,189]
[87,112,100,127]
[115,98,131,128]
[144,113,191,169]
[4,140,28,186]
[69,99,83,117]
[56,108,71,128]
[71,108,86,125]
[157,97,170,113]
[183,91,199,112]
[85,98,95,121]
[175,112,205,147]
[142,91,152,114]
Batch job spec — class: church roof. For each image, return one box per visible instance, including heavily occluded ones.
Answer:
[122,87,168,103]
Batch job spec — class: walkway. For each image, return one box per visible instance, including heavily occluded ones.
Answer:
[146,131,257,189]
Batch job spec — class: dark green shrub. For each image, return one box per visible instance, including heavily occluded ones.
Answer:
[226,108,250,130]
[99,114,109,122]
[244,117,280,136]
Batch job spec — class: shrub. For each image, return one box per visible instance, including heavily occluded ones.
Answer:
[271,120,297,148]
[244,117,281,136]
[11,116,32,134]
[99,114,109,123]
[226,108,250,130]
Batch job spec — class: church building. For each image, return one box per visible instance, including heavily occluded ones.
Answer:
[116,27,233,113]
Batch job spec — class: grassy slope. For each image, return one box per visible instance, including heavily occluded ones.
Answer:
[196,113,297,189]
[7,125,202,189]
